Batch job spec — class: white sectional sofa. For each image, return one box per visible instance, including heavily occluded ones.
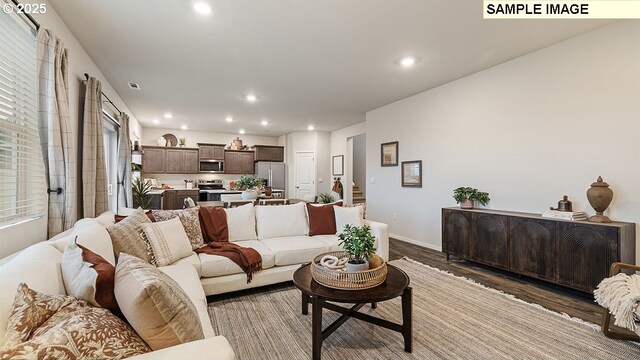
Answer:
[0,202,388,359]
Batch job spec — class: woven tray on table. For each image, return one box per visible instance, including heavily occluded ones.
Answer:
[310,251,387,290]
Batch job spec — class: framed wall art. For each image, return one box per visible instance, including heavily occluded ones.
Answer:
[401,160,422,188]
[380,141,398,166]
[332,155,344,176]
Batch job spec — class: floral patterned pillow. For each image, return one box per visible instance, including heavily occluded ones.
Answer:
[0,283,150,359]
[151,207,204,250]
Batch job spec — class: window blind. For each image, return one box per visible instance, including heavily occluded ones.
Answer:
[0,10,45,227]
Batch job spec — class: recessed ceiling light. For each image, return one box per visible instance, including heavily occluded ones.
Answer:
[261,120,268,126]
[239,129,246,135]
[181,125,188,130]
[307,125,315,131]
[400,56,416,68]
[193,2,212,15]
[152,119,159,124]
[164,113,173,119]
[225,116,234,123]
[245,94,257,102]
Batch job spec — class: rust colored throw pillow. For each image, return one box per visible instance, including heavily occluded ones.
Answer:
[307,203,340,236]
[114,211,156,223]
[0,283,150,359]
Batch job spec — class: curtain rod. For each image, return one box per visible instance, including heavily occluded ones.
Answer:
[10,0,40,30]
[84,73,124,117]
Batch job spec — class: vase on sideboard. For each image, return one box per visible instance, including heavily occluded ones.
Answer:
[586,176,613,223]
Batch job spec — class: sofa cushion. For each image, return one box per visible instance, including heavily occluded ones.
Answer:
[0,243,65,346]
[50,218,116,265]
[334,205,364,235]
[255,202,308,239]
[225,203,257,242]
[311,234,343,252]
[60,240,119,313]
[306,203,338,236]
[1,283,149,359]
[140,217,193,267]
[198,240,275,277]
[151,207,204,250]
[107,208,153,263]
[172,253,202,277]
[159,264,215,339]
[260,236,329,266]
[115,211,156,224]
[114,254,204,350]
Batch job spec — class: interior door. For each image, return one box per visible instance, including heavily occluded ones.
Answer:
[295,152,315,199]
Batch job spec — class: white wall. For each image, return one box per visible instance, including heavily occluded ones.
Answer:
[352,134,366,194]
[1,1,142,258]
[330,122,366,202]
[282,131,331,197]
[366,21,640,263]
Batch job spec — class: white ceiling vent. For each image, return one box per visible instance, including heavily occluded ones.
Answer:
[128,82,141,90]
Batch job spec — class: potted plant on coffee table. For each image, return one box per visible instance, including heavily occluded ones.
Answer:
[453,186,490,209]
[338,224,377,272]
[237,175,265,200]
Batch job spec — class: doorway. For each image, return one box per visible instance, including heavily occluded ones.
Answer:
[294,151,315,199]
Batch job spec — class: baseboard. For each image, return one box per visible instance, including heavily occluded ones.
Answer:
[389,233,442,252]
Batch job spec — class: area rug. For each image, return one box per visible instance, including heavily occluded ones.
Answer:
[207,258,640,359]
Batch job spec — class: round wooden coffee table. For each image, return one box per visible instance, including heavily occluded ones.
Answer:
[293,263,412,360]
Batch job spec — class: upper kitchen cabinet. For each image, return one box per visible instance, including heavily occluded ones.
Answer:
[198,143,225,160]
[224,150,255,174]
[142,146,199,174]
[254,145,284,162]
[166,148,199,174]
[141,146,165,173]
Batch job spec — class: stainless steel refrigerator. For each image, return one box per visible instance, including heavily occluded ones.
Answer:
[255,162,286,192]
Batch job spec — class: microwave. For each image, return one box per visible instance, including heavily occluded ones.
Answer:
[199,160,224,173]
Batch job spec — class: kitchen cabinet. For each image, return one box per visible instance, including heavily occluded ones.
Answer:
[442,207,636,292]
[254,145,284,162]
[224,150,255,174]
[163,190,199,210]
[142,146,198,174]
[141,147,165,173]
[198,143,225,160]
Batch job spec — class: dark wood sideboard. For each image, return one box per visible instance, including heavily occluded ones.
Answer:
[442,207,636,293]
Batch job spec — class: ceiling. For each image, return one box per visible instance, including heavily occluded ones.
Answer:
[48,0,613,136]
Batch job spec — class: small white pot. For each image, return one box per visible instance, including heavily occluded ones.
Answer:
[345,261,369,272]
[241,189,258,200]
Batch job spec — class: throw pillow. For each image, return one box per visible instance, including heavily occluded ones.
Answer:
[61,238,119,314]
[255,202,308,239]
[306,203,338,236]
[139,217,193,267]
[224,203,257,242]
[114,211,156,223]
[107,208,153,263]
[334,205,364,235]
[1,283,149,359]
[151,207,204,250]
[114,253,204,350]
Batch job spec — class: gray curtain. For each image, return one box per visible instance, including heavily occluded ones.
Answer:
[116,112,132,208]
[81,77,108,218]
[37,29,76,237]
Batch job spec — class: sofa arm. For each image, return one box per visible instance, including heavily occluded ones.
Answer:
[126,336,236,360]
[365,220,389,262]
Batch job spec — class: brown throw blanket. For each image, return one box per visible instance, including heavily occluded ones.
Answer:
[197,207,262,283]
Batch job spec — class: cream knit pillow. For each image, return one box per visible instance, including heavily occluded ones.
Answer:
[139,217,193,267]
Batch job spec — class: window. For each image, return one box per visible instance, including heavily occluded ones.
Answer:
[103,111,118,212]
[0,10,45,227]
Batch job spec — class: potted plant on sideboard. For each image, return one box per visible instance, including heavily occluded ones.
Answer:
[338,224,377,272]
[236,175,265,200]
[453,186,490,209]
